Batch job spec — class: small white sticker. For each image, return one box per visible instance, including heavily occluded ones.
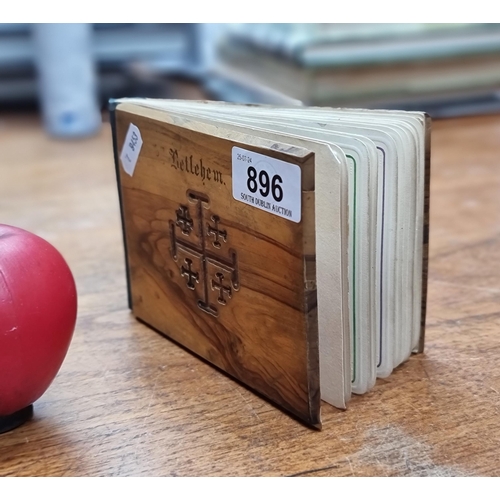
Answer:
[232,147,301,223]
[120,123,143,176]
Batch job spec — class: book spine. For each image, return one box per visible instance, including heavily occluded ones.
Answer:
[109,100,133,310]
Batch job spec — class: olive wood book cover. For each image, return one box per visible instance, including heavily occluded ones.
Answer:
[111,103,322,427]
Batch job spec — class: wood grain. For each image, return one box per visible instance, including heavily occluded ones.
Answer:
[1,109,500,476]
[114,105,320,426]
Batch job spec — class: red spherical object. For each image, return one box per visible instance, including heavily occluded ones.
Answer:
[0,224,77,423]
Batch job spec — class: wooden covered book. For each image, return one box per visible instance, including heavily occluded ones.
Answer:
[110,99,430,428]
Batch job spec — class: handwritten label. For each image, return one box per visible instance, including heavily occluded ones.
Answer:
[120,123,143,176]
[232,147,301,223]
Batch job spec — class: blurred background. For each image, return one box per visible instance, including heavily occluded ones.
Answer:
[3,22,500,137]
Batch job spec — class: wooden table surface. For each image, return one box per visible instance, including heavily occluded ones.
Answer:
[1,110,500,477]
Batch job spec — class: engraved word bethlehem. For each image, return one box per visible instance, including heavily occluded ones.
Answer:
[170,148,224,185]
[170,191,239,317]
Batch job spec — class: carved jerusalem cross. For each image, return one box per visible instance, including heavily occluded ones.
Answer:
[170,191,239,317]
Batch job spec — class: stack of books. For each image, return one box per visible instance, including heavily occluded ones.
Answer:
[213,23,500,116]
